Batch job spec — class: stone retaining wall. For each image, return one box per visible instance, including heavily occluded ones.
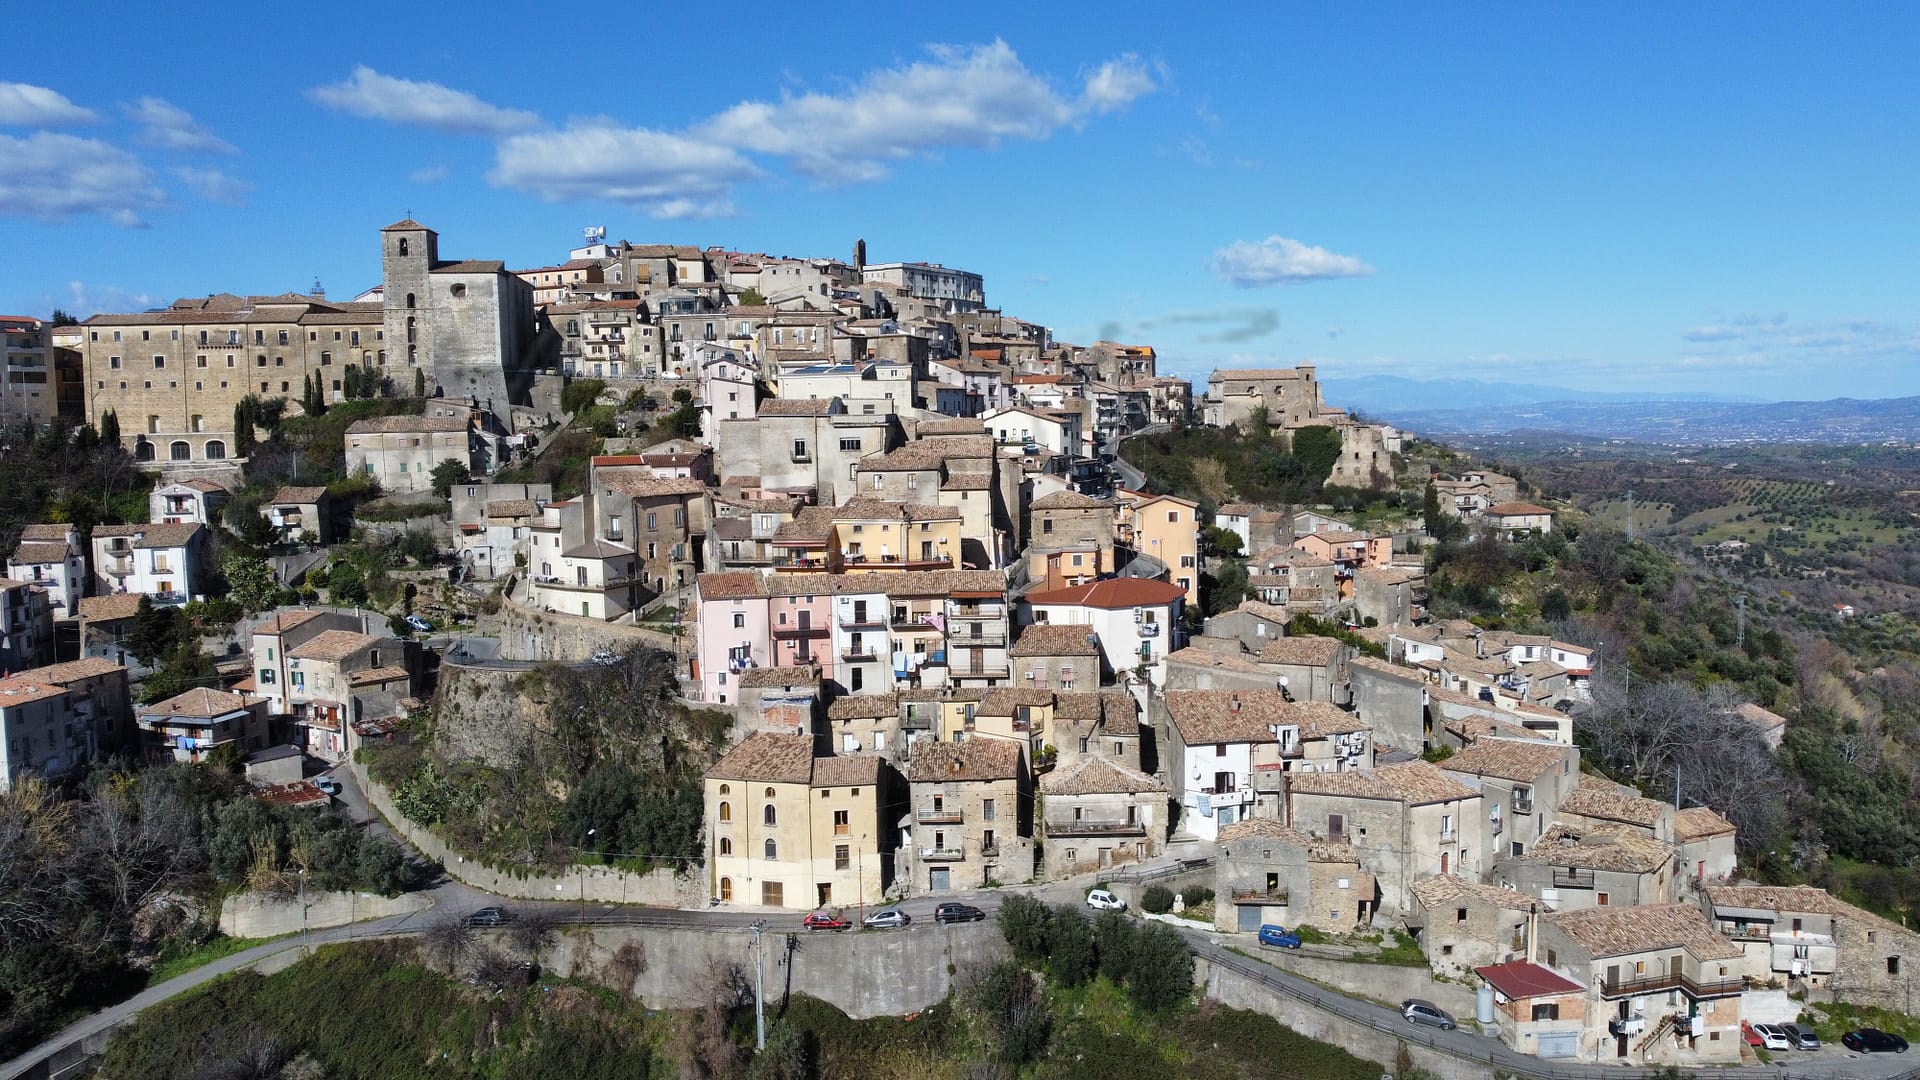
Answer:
[218,890,431,938]
[349,760,706,907]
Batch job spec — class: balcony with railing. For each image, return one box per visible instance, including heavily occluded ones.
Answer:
[838,611,886,630]
[532,573,636,592]
[1438,828,1459,845]
[890,611,945,632]
[901,712,935,731]
[1601,969,1744,1000]
[921,847,966,862]
[771,622,828,639]
[1512,794,1534,815]
[840,646,879,662]
[1551,867,1596,890]
[1046,819,1146,837]
[1230,887,1291,904]
[843,552,954,571]
[952,663,1010,680]
[770,553,826,572]
[916,807,963,824]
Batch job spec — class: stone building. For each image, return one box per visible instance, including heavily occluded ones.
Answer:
[344,413,485,494]
[1285,760,1486,916]
[1700,884,1920,1011]
[1050,689,1141,771]
[1494,824,1675,914]
[149,478,229,525]
[1163,690,1373,841]
[904,738,1030,893]
[79,292,384,464]
[1008,622,1105,692]
[1474,961,1587,1061]
[285,628,408,762]
[0,580,54,671]
[1253,635,1353,705]
[1438,738,1581,861]
[1534,904,1745,1065]
[1214,818,1370,934]
[1037,755,1165,879]
[379,219,542,412]
[1673,806,1737,891]
[1348,655,1430,753]
[1027,490,1114,588]
[1406,875,1544,976]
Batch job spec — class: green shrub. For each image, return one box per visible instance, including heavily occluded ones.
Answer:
[996,893,1053,965]
[1140,884,1174,913]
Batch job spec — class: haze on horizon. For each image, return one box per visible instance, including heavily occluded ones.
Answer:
[0,3,1913,402]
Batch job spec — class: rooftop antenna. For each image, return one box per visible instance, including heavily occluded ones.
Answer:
[584,225,607,243]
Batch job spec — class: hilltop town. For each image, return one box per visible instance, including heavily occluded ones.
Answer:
[1,222,1906,1072]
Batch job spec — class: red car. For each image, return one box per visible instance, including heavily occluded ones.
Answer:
[803,912,850,931]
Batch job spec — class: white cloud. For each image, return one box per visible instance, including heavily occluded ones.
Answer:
[1080,54,1157,114]
[0,82,97,126]
[123,97,236,153]
[1676,313,1920,372]
[63,281,157,317]
[174,166,251,206]
[309,66,540,135]
[1138,307,1280,344]
[409,164,450,184]
[1209,235,1375,287]
[0,132,165,225]
[695,40,1152,184]
[490,123,758,219]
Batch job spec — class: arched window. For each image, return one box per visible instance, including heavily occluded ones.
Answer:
[204,440,226,460]
[719,784,730,795]
[717,801,730,822]
[718,837,732,855]
[134,438,154,462]
[450,284,467,299]
[764,787,775,798]
[398,238,409,257]
[169,441,191,461]
[718,877,732,902]
[764,838,777,860]
[405,292,416,309]
[762,804,776,827]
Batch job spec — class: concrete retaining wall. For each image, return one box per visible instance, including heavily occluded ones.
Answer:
[1247,943,1477,1018]
[218,890,431,938]
[1199,955,1498,1080]
[349,761,706,907]
[540,920,1007,1020]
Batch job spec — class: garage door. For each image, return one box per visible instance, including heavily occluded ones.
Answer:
[1237,904,1263,931]
[1536,1032,1578,1058]
[929,867,950,892]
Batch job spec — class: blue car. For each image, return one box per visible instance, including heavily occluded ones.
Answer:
[1258,925,1302,949]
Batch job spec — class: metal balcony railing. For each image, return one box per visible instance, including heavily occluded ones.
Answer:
[916,808,963,824]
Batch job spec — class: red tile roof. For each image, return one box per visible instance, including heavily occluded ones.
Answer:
[1475,961,1582,999]
[1026,578,1186,609]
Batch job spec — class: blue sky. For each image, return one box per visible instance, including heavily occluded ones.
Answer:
[2,3,1915,401]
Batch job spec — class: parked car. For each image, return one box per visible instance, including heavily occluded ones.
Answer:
[466,906,517,927]
[863,907,910,929]
[1842,1028,1908,1053]
[934,902,986,924]
[802,912,850,931]
[1751,1023,1792,1052]
[1400,999,1456,1031]
[590,650,620,666]
[1085,889,1126,911]
[1780,1022,1820,1050]
[1257,925,1302,949]
[404,614,432,633]
[314,776,342,797]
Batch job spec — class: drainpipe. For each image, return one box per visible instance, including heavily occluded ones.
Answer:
[1528,901,1538,964]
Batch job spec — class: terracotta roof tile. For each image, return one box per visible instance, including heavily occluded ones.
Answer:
[827,693,899,720]
[1288,760,1480,806]
[811,754,883,787]
[1439,740,1571,783]
[738,666,819,689]
[1027,578,1185,609]
[289,629,381,662]
[1040,755,1164,796]
[1031,490,1111,510]
[1257,636,1347,667]
[1559,776,1669,829]
[1410,875,1546,913]
[1673,806,1735,841]
[1010,623,1102,658]
[1545,903,1742,961]
[698,572,766,600]
[707,732,814,784]
[1515,824,1673,873]
[908,738,1021,783]
[141,687,257,719]
[271,486,328,504]
[78,594,143,622]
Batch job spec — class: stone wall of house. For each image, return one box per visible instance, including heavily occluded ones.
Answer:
[477,591,680,663]
[432,661,546,767]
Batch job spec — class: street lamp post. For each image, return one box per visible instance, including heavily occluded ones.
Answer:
[750,920,767,1050]
[857,833,866,927]
[581,828,596,922]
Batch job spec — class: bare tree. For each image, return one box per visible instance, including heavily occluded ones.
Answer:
[468,947,534,991]
[507,906,559,962]
[421,910,478,969]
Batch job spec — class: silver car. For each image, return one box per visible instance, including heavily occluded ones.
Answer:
[1401,998,1457,1031]
[863,907,910,929]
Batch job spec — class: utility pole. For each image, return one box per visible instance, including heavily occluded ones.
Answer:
[750,920,767,1050]
[1626,490,1635,540]
[1735,594,1746,649]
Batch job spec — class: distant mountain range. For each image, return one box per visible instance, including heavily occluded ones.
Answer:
[1318,374,1761,414]
[1359,394,1920,445]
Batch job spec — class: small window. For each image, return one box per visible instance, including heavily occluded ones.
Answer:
[1891,956,1902,975]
